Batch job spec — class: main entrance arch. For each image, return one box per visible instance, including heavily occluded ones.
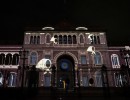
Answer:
[56,54,75,89]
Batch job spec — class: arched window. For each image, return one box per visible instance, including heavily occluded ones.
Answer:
[94,36,97,44]
[7,72,17,87]
[0,54,5,65]
[46,34,50,43]
[80,35,84,43]
[12,54,19,65]
[5,54,12,65]
[97,36,100,44]
[30,52,37,65]
[94,52,102,65]
[54,35,58,43]
[0,72,3,86]
[34,36,37,44]
[95,71,102,87]
[63,35,67,44]
[59,35,62,44]
[111,54,120,68]
[73,35,77,44]
[37,36,40,44]
[90,35,94,44]
[68,35,72,44]
[30,36,34,44]
[90,35,100,44]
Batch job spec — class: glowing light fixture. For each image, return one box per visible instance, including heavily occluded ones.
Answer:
[42,27,54,30]
[76,27,88,30]
[40,33,45,34]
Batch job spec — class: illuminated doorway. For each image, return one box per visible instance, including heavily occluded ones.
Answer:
[57,55,75,89]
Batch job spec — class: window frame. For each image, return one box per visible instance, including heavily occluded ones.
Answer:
[30,52,38,65]
[81,55,87,65]
[111,54,120,68]
[94,52,102,65]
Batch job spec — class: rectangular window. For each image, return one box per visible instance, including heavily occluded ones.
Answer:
[82,76,89,87]
[95,77,102,87]
[44,76,51,87]
[111,55,120,68]
[81,55,87,64]
[114,73,123,87]
[94,56,99,64]
[31,58,36,65]
[8,72,17,87]
[94,53,101,65]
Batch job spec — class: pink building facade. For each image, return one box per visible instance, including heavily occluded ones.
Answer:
[0,27,129,88]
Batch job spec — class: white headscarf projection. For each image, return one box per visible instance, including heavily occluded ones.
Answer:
[50,36,57,44]
[36,58,52,74]
[88,34,94,42]
[87,46,96,55]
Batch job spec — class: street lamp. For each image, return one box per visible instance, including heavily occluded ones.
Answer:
[75,65,80,87]
[19,49,28,88]
[120,46,130,86]
[51,64,56,87]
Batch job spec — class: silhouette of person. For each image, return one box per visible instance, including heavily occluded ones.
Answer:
[28,65,39,88]
[65,77,70,90]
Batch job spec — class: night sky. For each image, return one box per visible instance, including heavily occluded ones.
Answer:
[0,0,129,46]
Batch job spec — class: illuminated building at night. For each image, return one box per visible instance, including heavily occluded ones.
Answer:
[0,26,130,89]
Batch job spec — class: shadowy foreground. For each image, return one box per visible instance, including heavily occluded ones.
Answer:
[0,87,130,100]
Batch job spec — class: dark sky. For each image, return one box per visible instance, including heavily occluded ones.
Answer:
[0,0,129,46]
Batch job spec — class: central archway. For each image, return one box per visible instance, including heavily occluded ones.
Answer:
[57,54,75,89]
[56,54,75,89]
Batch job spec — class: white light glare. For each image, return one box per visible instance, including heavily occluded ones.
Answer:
[50,36,57,44]
[42,27,54,30]
[76,27,88,30]
[26,33,30,34]
[40,33,45,34]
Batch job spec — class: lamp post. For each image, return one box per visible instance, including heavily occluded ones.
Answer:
[51,64,56,87]
[120,46,130,86]
[75,65,79,87]
[19,49,28,88]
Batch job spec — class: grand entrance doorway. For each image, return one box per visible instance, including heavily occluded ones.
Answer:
[57,55,75,89]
